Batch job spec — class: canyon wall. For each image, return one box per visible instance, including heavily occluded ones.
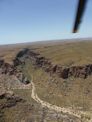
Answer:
[1,48,92,79]
[26,49,92,79]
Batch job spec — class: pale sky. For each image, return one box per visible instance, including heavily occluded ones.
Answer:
[0,0,92,44]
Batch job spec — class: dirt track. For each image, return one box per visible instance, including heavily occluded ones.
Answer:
[13,73,91,121]
[31,78,88,119]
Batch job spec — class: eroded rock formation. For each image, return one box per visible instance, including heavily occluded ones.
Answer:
[0,90,24,110]
[1,48,92,80]
[0,50,30,84]
[24,49,92,79]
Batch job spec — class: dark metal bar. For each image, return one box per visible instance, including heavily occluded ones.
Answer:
[73,0,88,33]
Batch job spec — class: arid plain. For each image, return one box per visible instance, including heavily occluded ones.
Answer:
[0,39,92,122]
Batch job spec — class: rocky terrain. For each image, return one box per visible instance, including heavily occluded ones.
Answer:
[28,50,92,79]
[11,48,92,79]
[0,57,30,85]
[1,47,92,81]
[0,90,24,109]
[0,44,92,122]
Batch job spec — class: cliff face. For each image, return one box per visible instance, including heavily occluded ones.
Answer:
[0,60,15,75]
[24,49,92,79]
[0,91,24,110]
[0,51,30,84]
[1,48,92,80]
